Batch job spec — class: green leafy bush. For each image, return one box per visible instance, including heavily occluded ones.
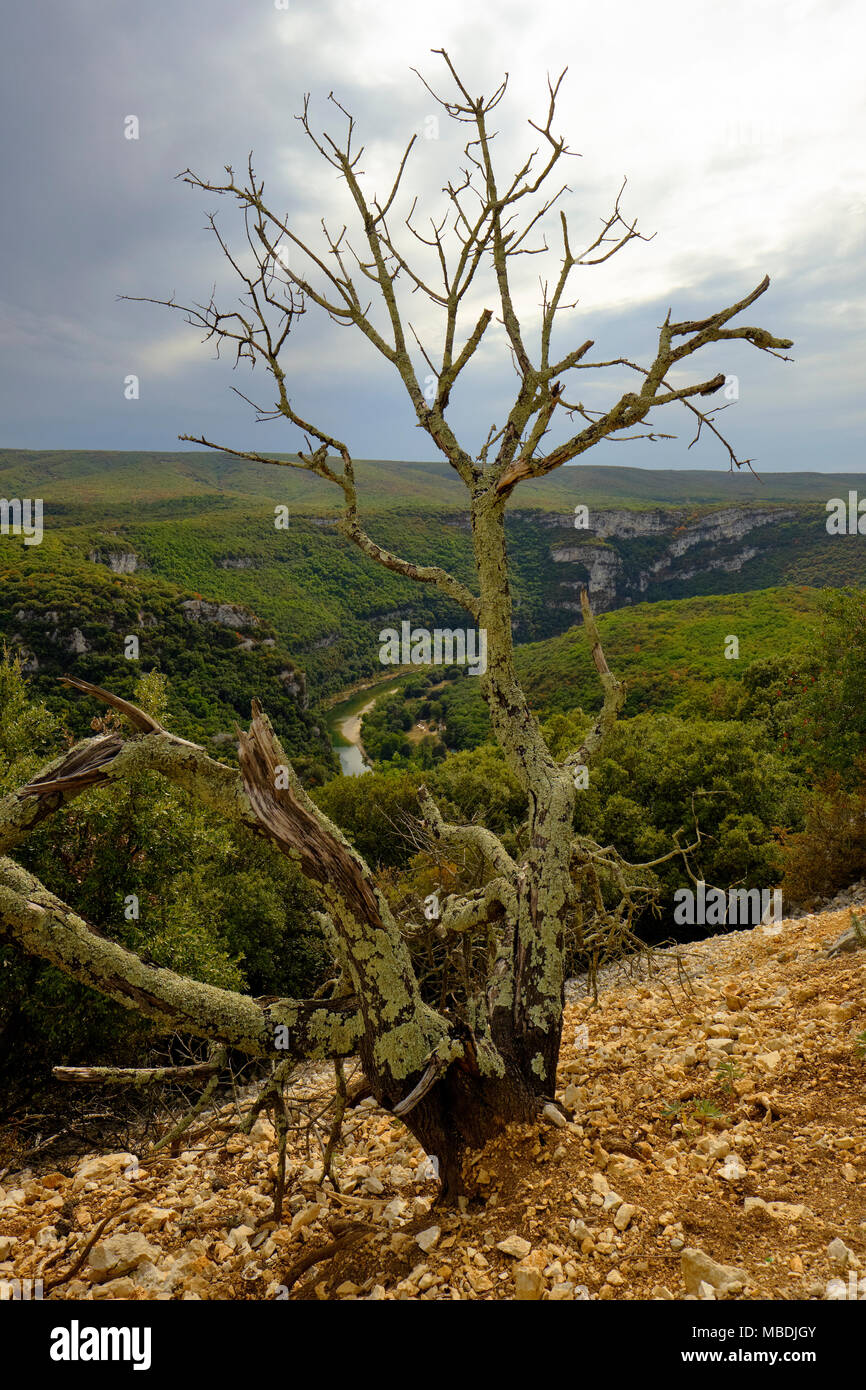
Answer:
[0,657,328,1080]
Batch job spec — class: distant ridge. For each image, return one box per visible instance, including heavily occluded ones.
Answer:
[2,448,865,517]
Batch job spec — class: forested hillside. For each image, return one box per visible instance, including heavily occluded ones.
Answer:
[0,533,335,776]
[3,450,866,699]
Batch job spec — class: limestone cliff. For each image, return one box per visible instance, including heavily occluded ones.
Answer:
[542,505,798,613]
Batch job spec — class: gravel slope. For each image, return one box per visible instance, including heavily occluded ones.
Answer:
[1,905,864,1301]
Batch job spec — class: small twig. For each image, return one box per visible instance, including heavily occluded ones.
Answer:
[279,1224,371,1295]
[147,1049,227,1156]
[320,1059,347,1191]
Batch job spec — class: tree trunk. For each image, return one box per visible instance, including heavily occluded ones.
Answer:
[395,1058,542,1204]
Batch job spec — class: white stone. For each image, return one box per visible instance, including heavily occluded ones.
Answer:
[828,1237,854,1273]
[718,1155,747,1181]
[415,1226,441,1253]
[227,1224,256,1249]
[72,1152,137,1191]
[514,1263,545,1300]
[383,1197,409,1225]
[681,1247,746,1296]
[542,1102,567,1128]
[614,1203,637,1231]
[497,1235,531,1260]
[249,1116,275,1145]
[87,1232,160,1280]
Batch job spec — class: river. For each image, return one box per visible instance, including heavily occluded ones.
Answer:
[324,671,413,776]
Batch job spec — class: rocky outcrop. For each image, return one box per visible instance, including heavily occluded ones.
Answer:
[180,599,260,630]
[278,667,307,707]
[10,607,154,652]
[548,506,797,614]
[576,508,672,540]
[553,546,623,611]
[88,549,146,574]
[11,611,92,656]
[658,546,759,585]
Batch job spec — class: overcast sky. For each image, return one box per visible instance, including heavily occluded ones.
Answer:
[2,0,864,471]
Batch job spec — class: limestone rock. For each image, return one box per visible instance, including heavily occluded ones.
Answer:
[289,1205,319,1234]
[756,1051,782,1071]
[88,1232,160,1281]
[90,1277,138,1299]
[132,1260,168,1292]
[828,1237,854,1273]
[227,1224,255,1249]
[383,1197,409,1225]
[681,1247,746,1296]
[415,1226,441,1253]
[138,1205,174,1232]
[249,1116,275,1145]
[542,1102,567,1128]
[514,1263,545,1300]
[824,919,866,957]
[497,1235,531,1260]
[614,1203,637,1231]
[703,1137,731,1163]
[718,1154,747,1181]
[72,1152,137,1191]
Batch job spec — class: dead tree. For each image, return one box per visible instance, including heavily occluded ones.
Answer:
[0,53,792,1201]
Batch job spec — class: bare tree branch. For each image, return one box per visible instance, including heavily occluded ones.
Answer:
[563,588,626,775]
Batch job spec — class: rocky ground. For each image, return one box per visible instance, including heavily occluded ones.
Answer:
[790,878,866,918]
[1,904,864,1301]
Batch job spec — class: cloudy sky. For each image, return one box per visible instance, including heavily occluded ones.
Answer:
[2,0,864,471]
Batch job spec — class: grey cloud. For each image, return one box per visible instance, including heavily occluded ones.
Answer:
[0,0,862,470]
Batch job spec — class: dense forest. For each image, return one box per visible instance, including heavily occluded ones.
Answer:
[3,545,864,1087]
